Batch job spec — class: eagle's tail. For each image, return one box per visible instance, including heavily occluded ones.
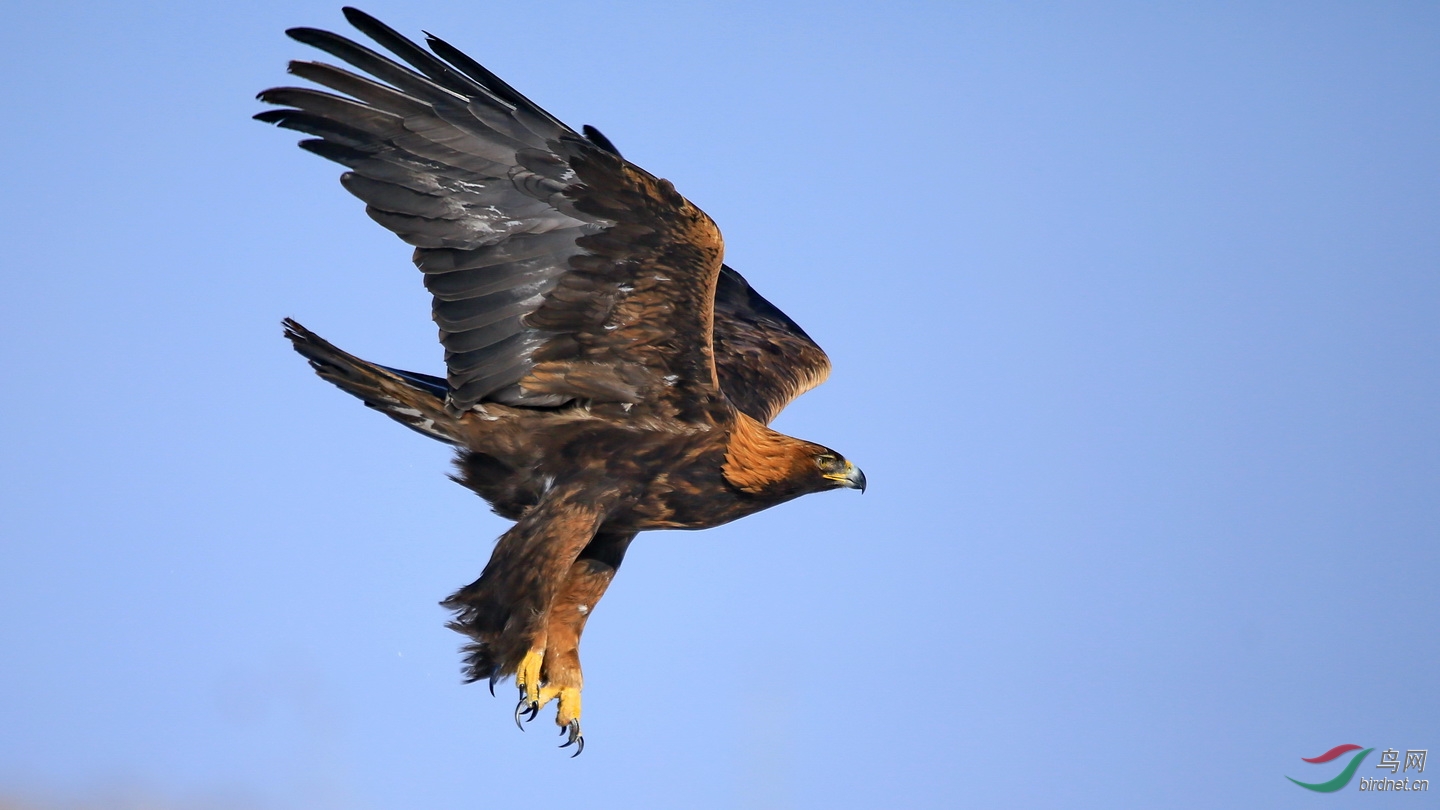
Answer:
[283,318,465,445]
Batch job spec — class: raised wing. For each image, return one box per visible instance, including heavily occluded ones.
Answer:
[543,135,832,425]
[712,266,830,424]
[257,8,723,418]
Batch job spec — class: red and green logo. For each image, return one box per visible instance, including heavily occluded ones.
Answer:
[1288,744,1374,792]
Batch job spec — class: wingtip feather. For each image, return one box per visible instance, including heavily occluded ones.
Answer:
[341,7,371,26]
[285,26,323,43]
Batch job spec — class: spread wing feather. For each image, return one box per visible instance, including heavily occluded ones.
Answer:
[259,7,825,420]
[713,266,831,424]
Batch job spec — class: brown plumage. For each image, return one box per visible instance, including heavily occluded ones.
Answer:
[261,8,863,753]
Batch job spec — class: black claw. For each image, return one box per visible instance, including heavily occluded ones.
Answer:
[488,676,497,697]
[513,699,538,730]
[559,720,584,756]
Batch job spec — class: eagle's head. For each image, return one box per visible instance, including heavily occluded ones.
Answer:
[722,413,865,498]
[812,449,866,493]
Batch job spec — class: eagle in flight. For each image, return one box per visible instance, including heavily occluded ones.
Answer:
[257,7,864,754]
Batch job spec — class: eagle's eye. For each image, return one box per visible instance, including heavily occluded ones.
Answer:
[815,454,837,468]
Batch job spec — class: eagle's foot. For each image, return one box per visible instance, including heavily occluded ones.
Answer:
[511,681,584,754]
[536,683,584,755]
[515,647,545,704]
[538,684,581,725]
[511,646,546,729]
[544,685,584,755]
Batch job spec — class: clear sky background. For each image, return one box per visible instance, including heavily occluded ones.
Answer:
[1,2,1436,808]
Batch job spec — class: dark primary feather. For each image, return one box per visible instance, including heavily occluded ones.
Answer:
[257,7,827,423]
[582,125,622,157]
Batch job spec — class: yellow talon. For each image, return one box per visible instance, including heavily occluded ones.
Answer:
[535,685,582,727]
[516,648,545,705]
[557,687,581,729]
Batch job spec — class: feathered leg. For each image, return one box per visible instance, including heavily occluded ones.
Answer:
[531,530,635,753]
[440,483,622,707]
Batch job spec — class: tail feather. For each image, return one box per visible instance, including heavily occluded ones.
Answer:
[283,318,465,445]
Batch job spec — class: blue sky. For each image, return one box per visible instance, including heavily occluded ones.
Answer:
[1,2,1436,808]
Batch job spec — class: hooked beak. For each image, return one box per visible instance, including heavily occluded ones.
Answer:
[842,461,866,493]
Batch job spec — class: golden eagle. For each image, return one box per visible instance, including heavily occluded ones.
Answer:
[257,7,864,754]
